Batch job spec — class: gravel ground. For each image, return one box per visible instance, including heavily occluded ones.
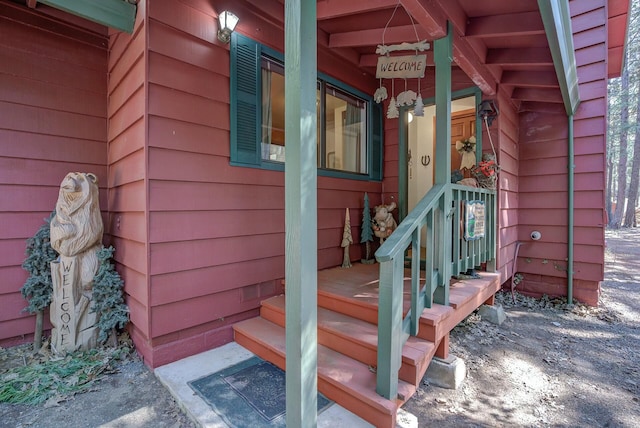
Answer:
[1,228,639,427]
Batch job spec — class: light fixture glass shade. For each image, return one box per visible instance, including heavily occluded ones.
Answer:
[217,11,239,43]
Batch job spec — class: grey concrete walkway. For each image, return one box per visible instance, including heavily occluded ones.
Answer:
[155,341,418,427]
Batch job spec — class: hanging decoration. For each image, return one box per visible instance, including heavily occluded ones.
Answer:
[456,136,477,170]
[374,0,430,119]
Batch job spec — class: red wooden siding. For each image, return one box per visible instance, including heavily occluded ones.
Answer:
[107,1,149,356]
[135,0,383,367]
[494,91,521,283]
[0,1,108,345]
[515,0,607,306]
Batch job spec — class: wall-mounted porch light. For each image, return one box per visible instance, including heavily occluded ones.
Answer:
[217,11,239,44]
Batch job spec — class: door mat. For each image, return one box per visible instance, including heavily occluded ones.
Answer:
[188,356,332,427]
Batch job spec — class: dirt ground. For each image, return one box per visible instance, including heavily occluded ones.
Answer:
[1,228,639,428]
[405,227,640,427]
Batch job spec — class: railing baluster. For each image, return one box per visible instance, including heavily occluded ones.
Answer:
[425,209,435,308]
[411,227,421,335]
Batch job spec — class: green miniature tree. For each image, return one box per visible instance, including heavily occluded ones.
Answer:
[360,193,375,263]
[21,211,57,352]
[92,246,129,346]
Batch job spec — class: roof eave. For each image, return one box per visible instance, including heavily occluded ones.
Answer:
[538,0,580,116]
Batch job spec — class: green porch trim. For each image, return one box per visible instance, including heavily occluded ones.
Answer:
[38,0,136,33]
[433,21,453,305]
[537,0,580,115]
[284,0,318,426]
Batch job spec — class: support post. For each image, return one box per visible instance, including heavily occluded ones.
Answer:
[284,1,318,426]
[433,22,453,305]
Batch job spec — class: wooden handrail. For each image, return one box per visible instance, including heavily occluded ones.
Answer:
[375,182,496,400]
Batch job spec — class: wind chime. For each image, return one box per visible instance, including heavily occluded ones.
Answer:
[373,2,429,119]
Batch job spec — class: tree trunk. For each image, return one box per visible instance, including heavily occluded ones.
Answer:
[33,310,43,353]
[606,156,614,224]
[623,115,640,227]
[611,63,630,228]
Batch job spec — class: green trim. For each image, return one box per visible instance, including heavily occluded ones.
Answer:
[39,0,136,33]
[433,21,453,305]
[538,0,580,115]
[567,114,574,304]
[229,33,383,182]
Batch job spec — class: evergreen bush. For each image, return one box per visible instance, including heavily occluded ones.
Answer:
[92,246,129,344]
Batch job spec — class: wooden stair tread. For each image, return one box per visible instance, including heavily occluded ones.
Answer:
[262,295,435,366]
[234,317,414,426]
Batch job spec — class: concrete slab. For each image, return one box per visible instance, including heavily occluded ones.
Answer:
[424,355,466,390]
[479,304,506,325]
[155,341,398,427]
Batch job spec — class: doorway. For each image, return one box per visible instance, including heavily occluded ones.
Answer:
[406,95,477,244]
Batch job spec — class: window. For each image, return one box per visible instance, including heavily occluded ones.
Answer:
[230,33,383,180]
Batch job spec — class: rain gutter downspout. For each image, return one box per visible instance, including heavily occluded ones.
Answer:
[538,0,580,304]
[568,114,574,304]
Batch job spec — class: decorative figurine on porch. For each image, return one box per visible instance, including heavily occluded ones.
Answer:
[341,208,353,268]
[360,193,375,264]
[372,201,397,244]
[49,172,103,354]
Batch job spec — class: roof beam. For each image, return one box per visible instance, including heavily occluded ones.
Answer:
[512,87,564,103]
[486,48,553,66]
[399,0,447,38]
[466,11,545,38]
[401,0,496,95]
[329,25,430,48]
[501,70,559,88]
[451,31,496,95]
[317,0,398,20]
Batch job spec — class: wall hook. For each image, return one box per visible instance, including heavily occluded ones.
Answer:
[421,155,430,166]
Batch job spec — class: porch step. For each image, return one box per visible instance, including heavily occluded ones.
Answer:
[261,295,436,386]
[317,284,454,343]
[234,316,414,428]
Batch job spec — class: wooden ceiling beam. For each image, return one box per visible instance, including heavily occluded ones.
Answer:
[451,31,497,95]
[400,0,496,94]
[501,70,559,88]
[512,87,563,103]
[329,25,430,48]
[466,11,545,38]
[486,48,553,66]
[399,0,447,39]
[317,0,398,20]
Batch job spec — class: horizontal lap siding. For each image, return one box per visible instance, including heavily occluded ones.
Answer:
[144,0,382,365]
[0,2,108,345]
[516,0,607,305]
[108,2,148,347]
[495,91,520,283]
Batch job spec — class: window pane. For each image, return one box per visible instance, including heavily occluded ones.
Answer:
[261,58,286,162]
[324,85,367,174]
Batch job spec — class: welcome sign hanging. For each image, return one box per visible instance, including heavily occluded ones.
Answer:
[376,54,427,79]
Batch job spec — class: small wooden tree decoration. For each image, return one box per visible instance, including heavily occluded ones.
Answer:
[360,193,375,264]
[341,208,353,268]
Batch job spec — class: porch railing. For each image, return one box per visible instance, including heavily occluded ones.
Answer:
[374,183,496,400]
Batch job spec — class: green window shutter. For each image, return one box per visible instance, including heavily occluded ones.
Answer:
[230,33,260,165]
[370,102,383,180]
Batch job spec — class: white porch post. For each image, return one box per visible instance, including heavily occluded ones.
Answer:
[284,0,318,427]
